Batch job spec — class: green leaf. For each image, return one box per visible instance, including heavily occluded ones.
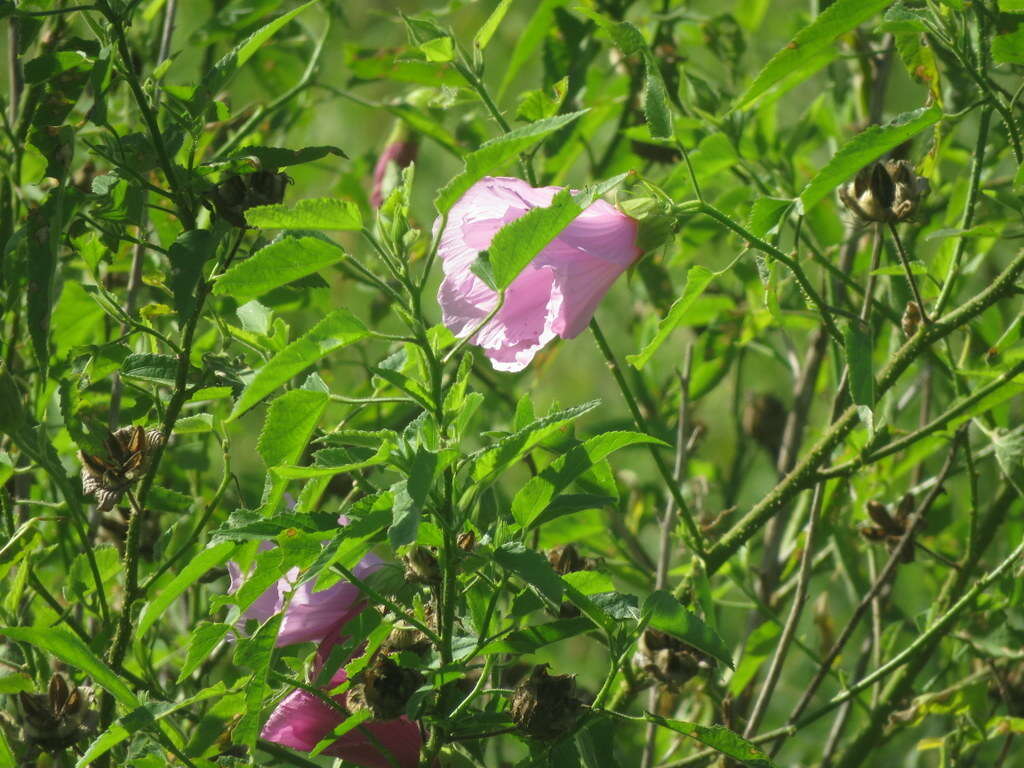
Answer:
[233,615,282,748]
[746,197,794,239]
[494,542,564,604]
[77,683,227,766]
[798,105,941,214]
[258,389,329,470]
[245,198,362,231]
[27,194,64,374]
[0,628,138,707]
[474,0,514,51]
[993,27,1024,64]
[388,447,438,548]
[487,175,628,290]
[0,673,33,694]
[168,230,217,320]
[511,431,666,529]
[497,0,569,100]
[228,145,347,169]
[420,36,454,62]
[734,0,893,111]
[230,309,369,420]
[471,400,600,484]
[121,352,178,384]
[272,443,391,479]
[189,0,320,115]
[137,541,236,637]
[844,319,874,407]
[643,590,733,670]
[177,623,231,683]
[435,111,587,213]
[627,266,717,369]
[643,714,777,767]
[213,236,345,301]
[477,616,595,656]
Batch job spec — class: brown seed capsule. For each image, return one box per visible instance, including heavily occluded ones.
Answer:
[742,393,787,458]
[546,544,596,575]
[18,674,96,752]
[839,160,930,224]
[509,664,582,740]
[633,629,714,688]
[346,655,425,720]
[456,530,476,551]
[80,426,164,510]
[207,170,292,227]
[901,302,922,337]
[402,546,441,585]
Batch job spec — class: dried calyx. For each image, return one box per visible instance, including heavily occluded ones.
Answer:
[510,664,582,740]
[839,160,930,224]
[18,673,97,752]
[207,169,291,228]
[634,629,715,688]
[346,655,425,720]
[403,546,441,585]
[79,425,164,511]
[859,493,916,563]
[901,301,922,337]
[547,544,600,575]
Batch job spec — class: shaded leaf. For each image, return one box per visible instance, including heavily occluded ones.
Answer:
[643,590,733,669]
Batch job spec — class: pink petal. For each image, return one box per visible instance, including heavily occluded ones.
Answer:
[435,176,639,372]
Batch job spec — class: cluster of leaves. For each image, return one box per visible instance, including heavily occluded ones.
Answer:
[3,1,1024,768]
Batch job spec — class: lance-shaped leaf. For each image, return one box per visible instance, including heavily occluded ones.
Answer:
[213,236,346,302]
[511,431,666,529]
[642,590,733,670]
[245,198,362,230]
[230,309,368,420]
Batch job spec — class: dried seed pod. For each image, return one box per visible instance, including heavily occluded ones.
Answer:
[901,302,922,337]
[456,530,476,551]
[839,160,930,224]
[633,629,714,688]
[346,655,425,720]
[207,170,291,227]
[546,544,598,575]
[859,495,916,563]
[402,546,441,585]
[742,393,787,458]
[80,426,164,510]
[18,674,96,752]
[509,664,582,740]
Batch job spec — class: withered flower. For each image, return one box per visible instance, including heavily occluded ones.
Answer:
[403,546,441,585]
[80,425,164,511]
[509,664,582,740]
[634,629,715,688]
[839,160,930,224]
[859,494,915,563]
[346,655,425,721]
[18,673,97,753]
[207,169,291,227]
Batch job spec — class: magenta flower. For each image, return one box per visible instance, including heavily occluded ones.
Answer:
[228,541,382,647]
[262,623,423,768]
[436,176,641,372]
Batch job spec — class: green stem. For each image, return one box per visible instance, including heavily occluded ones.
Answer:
[590,318,705,554]
[934,106,992,316]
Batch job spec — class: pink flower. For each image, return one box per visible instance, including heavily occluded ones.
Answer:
[262,623,423,768]
[371,131,419,208]
[228,540,383,647]
[436,176,641,372]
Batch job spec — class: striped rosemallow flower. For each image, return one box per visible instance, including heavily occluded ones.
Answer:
[227,539,383,648]
[436,176,642,372]
[262,621,423,768]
